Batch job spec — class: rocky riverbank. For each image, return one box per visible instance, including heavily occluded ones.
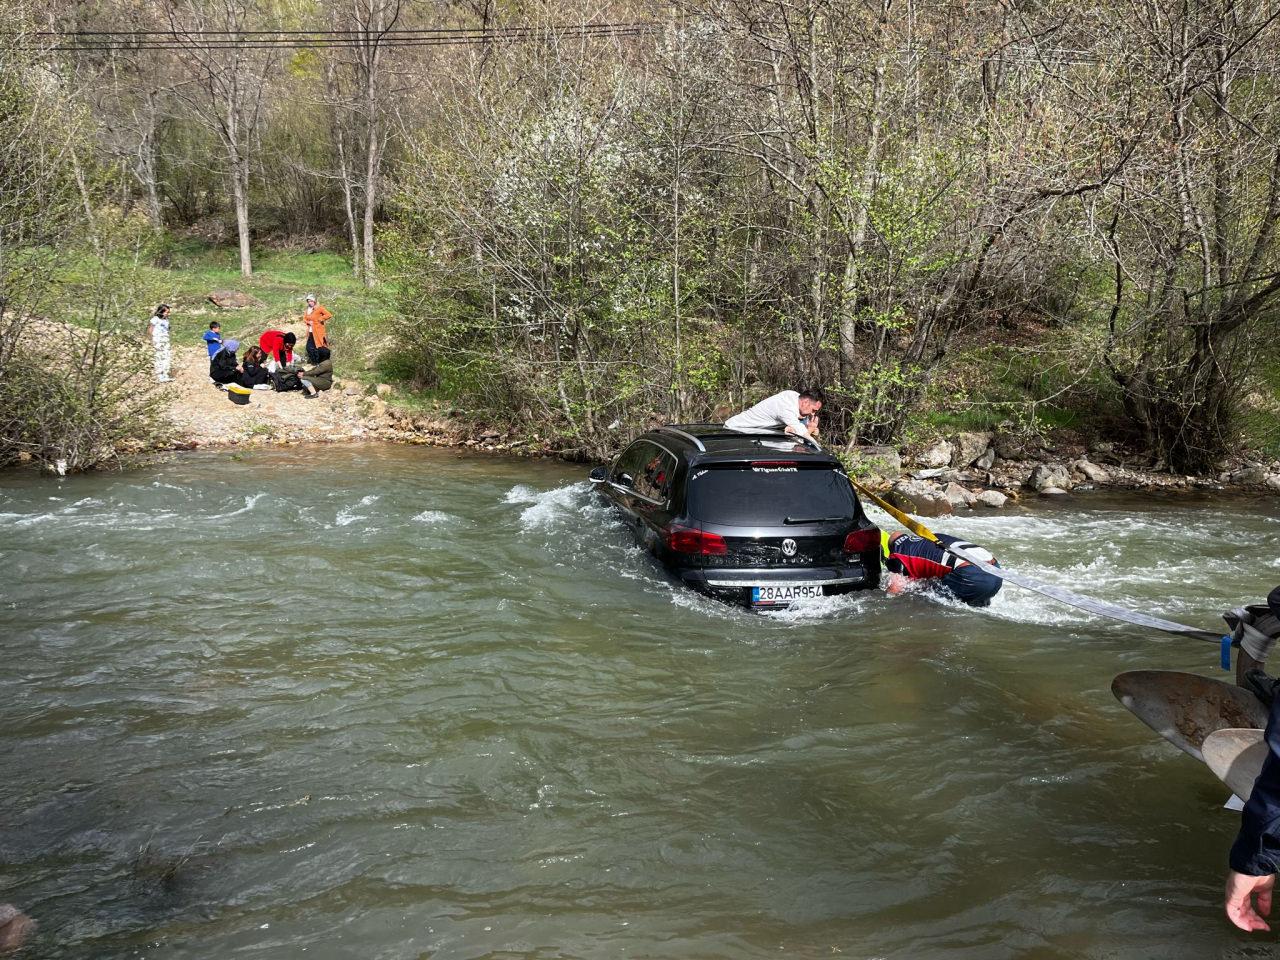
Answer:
[158,329,1280,497]
[847,431,1280,514]
[156,331,537,456]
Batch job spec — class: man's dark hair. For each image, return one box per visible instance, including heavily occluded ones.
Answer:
[798,387,826,404]
[209,321,220,330]
[283,332,297,346]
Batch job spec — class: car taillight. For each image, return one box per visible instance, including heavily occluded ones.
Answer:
[751,461,798,467]
[664,525,728,555]
[843,527,881,555]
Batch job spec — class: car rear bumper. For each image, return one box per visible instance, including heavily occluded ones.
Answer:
[678,565,877,606]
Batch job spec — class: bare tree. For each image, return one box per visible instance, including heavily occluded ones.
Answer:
[163,0,278,277]
[323,0,405,286]
[1076,0,1280,470]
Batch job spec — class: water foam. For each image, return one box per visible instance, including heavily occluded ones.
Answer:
[765,591,875,623]
[514,482,599,529]
[213,492,267,522]
[335,494,380,527]
[503,484,540,505]
[412,510,457,525]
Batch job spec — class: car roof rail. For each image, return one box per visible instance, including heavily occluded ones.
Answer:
[690,424,824,452]
[655,425,707,451]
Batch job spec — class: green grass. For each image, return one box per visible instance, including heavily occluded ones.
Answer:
[910,333,1123,442]
[1239,353,1280,460]
[60,238,395,380]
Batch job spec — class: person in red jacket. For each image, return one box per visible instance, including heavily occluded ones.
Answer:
[882,530,1003,607]
[258,330,298,368]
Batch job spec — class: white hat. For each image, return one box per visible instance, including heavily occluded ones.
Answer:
[305,293,316,302]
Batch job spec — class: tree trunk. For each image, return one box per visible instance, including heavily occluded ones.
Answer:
[362,124,380,287]
[335,115,361,277]
[838,53,885,370]
[231,159,252,277]
[138,90,163,228]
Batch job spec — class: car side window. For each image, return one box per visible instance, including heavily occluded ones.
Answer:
[635,449,676,503]
[611,441,652,489]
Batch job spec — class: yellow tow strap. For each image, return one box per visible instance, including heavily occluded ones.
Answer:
[846,474,1224,642]
[848,478,941,544]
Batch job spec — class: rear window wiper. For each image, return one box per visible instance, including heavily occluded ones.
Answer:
[783,515,849,524]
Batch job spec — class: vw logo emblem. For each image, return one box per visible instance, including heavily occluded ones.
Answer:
[781,538,798,557]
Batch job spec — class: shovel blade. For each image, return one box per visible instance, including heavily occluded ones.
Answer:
[1111,670,1269,761]
[1202,728,1269,802]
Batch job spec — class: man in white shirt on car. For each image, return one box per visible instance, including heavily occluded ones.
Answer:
[724,388,824,439]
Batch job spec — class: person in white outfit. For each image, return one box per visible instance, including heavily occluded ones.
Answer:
[147,303,172,383]
[724,387,825,439]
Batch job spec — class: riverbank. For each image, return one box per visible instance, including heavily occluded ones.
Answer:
[153,347,1280,510]
[154,330,548,457]
[847,432,1280,516]
[60,241,1278,500]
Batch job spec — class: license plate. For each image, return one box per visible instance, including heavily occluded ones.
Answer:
[752,584,823,605]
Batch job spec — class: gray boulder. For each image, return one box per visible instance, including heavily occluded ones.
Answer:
[994,433,1031,460]
[886,480,954,517]
[918,440,954,469]
[1028,463,1075,492]
[950,431,994,468]
[975,490,1008,508]
[1266,475,1280,493]
[846,445,902,486]
[975,447,996,470]
[943,481,977,509]
[1071,459,1110,484]
[207,290,264,309]
[1233,465,1269,485]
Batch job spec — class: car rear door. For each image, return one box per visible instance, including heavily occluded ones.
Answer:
[629,444,678,549]
[608,441,652,528]
[608,440,677,548]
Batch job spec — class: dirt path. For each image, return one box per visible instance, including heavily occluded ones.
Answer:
[158,324,436,449]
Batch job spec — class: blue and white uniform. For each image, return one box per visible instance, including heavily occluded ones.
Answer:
[883,531,1002,607]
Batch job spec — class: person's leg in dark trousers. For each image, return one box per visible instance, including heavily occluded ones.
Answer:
[306,334,319,364]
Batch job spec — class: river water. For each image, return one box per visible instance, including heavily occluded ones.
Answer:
[1,444,1278,959]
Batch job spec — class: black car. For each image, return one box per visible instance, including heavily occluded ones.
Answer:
[589,424,882,608]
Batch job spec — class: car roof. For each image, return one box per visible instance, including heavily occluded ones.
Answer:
[642,423,841,466]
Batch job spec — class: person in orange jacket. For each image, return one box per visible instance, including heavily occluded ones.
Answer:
[302,293,332,363]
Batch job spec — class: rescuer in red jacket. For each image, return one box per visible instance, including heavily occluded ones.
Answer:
[882,531,1003,607]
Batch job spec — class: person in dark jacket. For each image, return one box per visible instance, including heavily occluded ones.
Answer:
[1225,585,1280,931]
[240,345,271,387]
[209,339,242,385]
[299,347,333,398]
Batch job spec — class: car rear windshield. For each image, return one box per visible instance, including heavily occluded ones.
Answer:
[687,465,857,526]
